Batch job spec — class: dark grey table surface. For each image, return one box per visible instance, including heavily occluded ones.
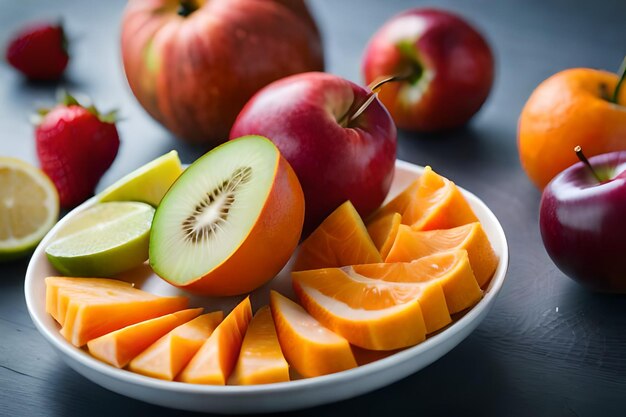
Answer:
[1,1,625,416]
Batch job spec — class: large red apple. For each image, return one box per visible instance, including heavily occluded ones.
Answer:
[121,0,324,146]
[540,148,626,293]
[362,8,494,132]
[230,72,397,234]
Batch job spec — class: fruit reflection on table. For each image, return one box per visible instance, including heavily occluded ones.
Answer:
[43,139,498,384]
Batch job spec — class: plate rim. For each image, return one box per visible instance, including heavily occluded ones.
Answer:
[24,159,509,397]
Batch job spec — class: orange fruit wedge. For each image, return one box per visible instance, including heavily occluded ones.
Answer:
[293,201,381,272]
[367,179,419,224]
[358,250,483,314]
[128,311,224,381]
[402,166,478,230]
[386,223,498,287]
[269,291,357,378]
[45,277,189,347]
[87,308,202,368]
[232,306,289,385]
[366,212,402,259]
[292,265,448,350]
[178,297,252,385]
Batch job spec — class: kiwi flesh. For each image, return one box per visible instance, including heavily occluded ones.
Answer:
[149,136,279,285]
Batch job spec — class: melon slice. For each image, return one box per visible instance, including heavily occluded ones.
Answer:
[294,201,382,272]
[46,277,132,325]
[366,212,402,259]
[386,223,498,287]
[129,311,224,381]
[45,277,188,347]
[178,297,252,385]
[232,306,289,385]
[269,291,356,378]
[86,308,202,368]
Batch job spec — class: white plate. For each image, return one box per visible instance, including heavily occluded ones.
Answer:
[25,160,509,414]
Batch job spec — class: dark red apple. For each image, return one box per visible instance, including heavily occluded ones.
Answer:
[230,72,397,234]
[361,8,494,132]
[540,148,626,293]
[121,0,323,147]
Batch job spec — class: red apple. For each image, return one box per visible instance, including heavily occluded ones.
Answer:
[362,8,494,132]
[121,0,323,146]
[540,148,626,293]
[230,72,397,234]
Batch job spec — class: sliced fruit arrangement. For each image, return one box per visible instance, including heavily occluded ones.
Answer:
[232,305,290,385]
[386,222,498,287]
[45,202,154,277]
[87,308,202,368]
[293,201,382,272]
[129,311,224,381]
[98,150,183,207]
[0,157,59,261]
[45,277,188,347]
[150,135,304,296]
[270,291,357,378]
[178,297,253,385]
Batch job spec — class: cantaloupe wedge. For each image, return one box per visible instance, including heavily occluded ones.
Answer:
[356,250,482,314]
[367,179,420,224]
[269,291,357,378]
[45,277,132,325]
[294,201,382,272]
[87,308,202,368]
[178,298,252,385]
[45,277,188,347]
[366,212,402,259]
[292,264,447,350]
[386,223,498,287]
[402,166,478,230]
[232,306,289,385]
[128,311,224,381]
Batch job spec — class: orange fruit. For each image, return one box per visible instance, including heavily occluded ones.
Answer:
[386,222,498,287]
[402,166,478,230]
[87,308,202,368]
[269,291,357,378]
[129,311,224,381]
[178,297,252,385]
[293,201,381,272]
[45,277,188,347]
[366,212,402,259]
[518,68,626,189]
[232,306,289,385]
[367,179,419,224]
[292,250,482,350]
[293,267,434,350]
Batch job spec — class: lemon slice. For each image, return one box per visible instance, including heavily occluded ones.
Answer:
[45,202,155,277]
[98,150,183,207]
[0,157,59,261]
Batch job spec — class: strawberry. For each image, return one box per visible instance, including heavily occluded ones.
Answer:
[6,22,69,80]
[35,92,120,208]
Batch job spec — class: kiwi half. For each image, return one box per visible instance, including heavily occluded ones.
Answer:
[149,136,304,296]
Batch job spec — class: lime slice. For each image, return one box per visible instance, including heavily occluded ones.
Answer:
[98,151,183,207]
[0,157,59,261]
[45,202,155,277]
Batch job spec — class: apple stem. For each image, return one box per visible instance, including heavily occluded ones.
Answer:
[341,72,413,126]
[574,146,602,182]
[611,56,626,104]
[177,0,197,17]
